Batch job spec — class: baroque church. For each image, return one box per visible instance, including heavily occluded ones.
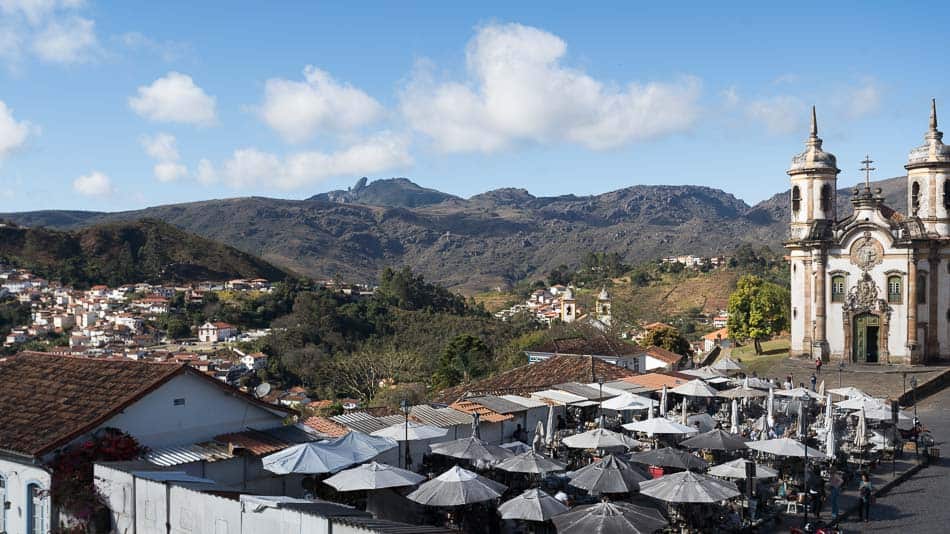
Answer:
[788,101,950,364]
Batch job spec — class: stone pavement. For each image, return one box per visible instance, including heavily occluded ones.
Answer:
[734,354,949,401]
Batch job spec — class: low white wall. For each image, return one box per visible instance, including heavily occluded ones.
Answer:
[0,457,52,534]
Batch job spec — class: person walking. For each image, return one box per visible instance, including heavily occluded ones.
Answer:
[859,473,874,523]
[829,468,844,519]
[810,373,817,392]
[815,357,823,375]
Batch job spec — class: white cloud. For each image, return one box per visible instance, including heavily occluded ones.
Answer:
[260,66,384,143]
[0,100,33,161]
[31,16,98,63]
[154,161,187,182]
[140,132,190,182]
[140,132,179,161]
[117,32,191,62]
[72,170,112,197]
[400,23,702,153]
[720,86,740,108]
[745,95,806,135]
[844,80,881,119]
[194,158,217,185]
[0,0,83,25]
[129,72,217,125]
[219,133,412,190]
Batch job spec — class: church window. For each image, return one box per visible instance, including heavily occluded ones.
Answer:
[792,307,797,319]
[944,180,950,209]
[888,276,902,304]
[831,275,846,302]
[918,274,927,303]
[791,186,801,213]
[820,184,832,212]
[912,182,921,216]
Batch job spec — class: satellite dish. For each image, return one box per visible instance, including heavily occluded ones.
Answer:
[255,382,272,398]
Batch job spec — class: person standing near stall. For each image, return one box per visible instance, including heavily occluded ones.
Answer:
[828,468,843,519]
[859,473,874,522]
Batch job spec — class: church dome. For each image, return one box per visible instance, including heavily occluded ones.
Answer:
[906,99,950,167]
[562,286,575,300]
[788,107,838,174]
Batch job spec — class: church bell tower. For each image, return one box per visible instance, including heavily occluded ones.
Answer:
[788,107,840,241]
[905,99,950,236]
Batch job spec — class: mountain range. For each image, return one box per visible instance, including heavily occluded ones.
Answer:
[1,176,908,291]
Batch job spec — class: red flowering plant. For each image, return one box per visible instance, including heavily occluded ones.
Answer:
[49,428,146,530]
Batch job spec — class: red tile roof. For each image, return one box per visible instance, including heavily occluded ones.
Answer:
[214,428,289,455]
[642,346,686,365]
[302,416,350,437]
[448,401,513,423]
[0,352,293,458]
[531,336,641,357]
[434,355,636,404]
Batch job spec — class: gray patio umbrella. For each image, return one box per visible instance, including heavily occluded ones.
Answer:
[323,461,425,491]
[679,429,748,451]
[552,500,668,534]
[717,385,767,399]
[568,454,648,495]
[406,465,506,506]
[639,470,741,503]
[495,451,566,474]
[746,437,827,458]
[498,488,569,522]
[429,436,515,464]
[707,458,778,480]
[562,428,641,450]
[628,447,709,471]
[262,432,397,475]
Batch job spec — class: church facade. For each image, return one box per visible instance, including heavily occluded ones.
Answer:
[788,101,950,365]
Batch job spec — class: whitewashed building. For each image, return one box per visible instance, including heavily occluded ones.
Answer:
[0,352,292,534]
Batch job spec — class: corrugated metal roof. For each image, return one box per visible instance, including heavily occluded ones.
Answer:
[376,414,406,427]
[332,515,455,534]
[584,383,630,397]
[331,412,390,434]
[531,389,587,405]
[259,424,321,444]
[554,382,609,400]
[145,442,233,467]
[409,405,473,427]
[499,395,547,409]
[466,395,528,414]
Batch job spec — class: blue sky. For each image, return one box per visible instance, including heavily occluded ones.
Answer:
[0,0,948,212]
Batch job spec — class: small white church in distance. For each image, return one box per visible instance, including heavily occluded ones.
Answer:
[788,101,950,365]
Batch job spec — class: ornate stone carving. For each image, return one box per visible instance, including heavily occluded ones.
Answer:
[842,272,891,318]
[850,232,884,271]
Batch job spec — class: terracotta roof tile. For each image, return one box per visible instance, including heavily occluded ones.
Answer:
[642,346,686,364]
[531,336,641,357]
[621,371,694,391]
[214,428,289,455]
[0,351,293,458]
[448,400,513,423]
[0,352,183,456]
[302,416,350,438]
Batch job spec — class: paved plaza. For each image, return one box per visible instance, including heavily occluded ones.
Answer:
[733,353,949,401]
[835,385,950,532]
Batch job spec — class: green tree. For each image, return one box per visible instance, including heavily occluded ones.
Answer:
[641,326,692,356]
[727,274,789,354]
[435,334,491,388]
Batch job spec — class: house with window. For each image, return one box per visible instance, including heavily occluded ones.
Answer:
[198,321,238,342]
[0,352,292,534]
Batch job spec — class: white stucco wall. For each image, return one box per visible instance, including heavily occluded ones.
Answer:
[0,457,51,534]
[104,372,286,448]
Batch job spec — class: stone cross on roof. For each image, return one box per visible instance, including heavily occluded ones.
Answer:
[860,154,875,190]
